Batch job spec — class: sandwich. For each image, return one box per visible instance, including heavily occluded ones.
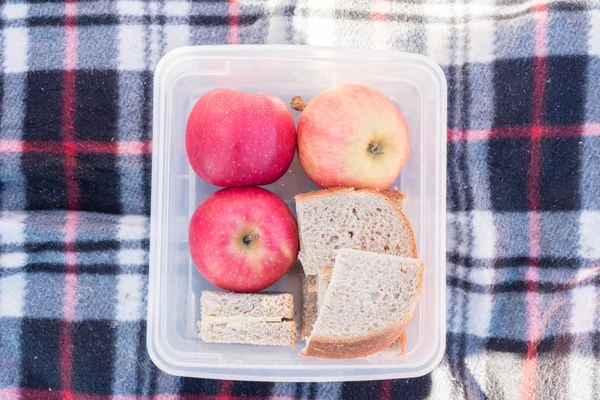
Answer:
[295,187,417,276]
[198,290,297,347]
[314,265,406,355]
[302,249,423,358]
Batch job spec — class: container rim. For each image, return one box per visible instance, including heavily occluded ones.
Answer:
[149,45,447,381]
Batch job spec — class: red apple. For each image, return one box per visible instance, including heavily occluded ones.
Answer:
[293,84,409,190]
[189,187,298,293]
[186,89,297,187]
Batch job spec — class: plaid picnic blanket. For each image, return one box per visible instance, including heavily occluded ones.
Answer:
[0,0,599,399]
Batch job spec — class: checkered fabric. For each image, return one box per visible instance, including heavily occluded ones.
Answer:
[0,0,599,399]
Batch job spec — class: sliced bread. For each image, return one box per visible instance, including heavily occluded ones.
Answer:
[302,249,423,358]
[199,291,297,347]
[300,274,318,340]
[200,320,297,346]
[200,290,294,318]
[295,187,417,276]
[317,266,406,356]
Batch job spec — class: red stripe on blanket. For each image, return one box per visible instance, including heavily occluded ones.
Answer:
[379,380,392,400]
[59,212,79,400]
[0,140,152,154]
[218,380,233,400]
[62,1,78,211]
[0,388,21,400]
[447,123,600,142]
[522,3,548,400]
[229,0,240,44]
[371,0,389,49]
[60,3,79,400]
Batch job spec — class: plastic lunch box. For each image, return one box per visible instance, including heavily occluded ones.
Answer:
[148,45,447,382]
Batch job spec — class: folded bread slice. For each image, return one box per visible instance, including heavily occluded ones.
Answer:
[295,187,417,276]
[302,249,423,358]
[301,269,405,355]
[198,290,297,347]
[317,266,406,356]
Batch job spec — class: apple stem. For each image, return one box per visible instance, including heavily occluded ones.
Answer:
[290,96,308,112]
[243,234,258,245]
[368,141,385,156]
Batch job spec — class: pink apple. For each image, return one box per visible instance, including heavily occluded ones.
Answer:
[189,187,298,293]
[186,89,297,187]
[294,84,409,190]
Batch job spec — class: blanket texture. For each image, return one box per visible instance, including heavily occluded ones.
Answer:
[1,0,599,399]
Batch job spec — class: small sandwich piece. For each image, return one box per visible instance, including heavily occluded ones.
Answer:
[317,266,406,356]
[198,290,297,347]
[302,249,423,358]
[300,275,318,340]
[295,187,417,276]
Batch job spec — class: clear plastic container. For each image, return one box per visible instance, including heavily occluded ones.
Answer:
[148,45,447,382]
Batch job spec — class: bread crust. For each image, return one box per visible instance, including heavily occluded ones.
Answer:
[295,187,417,259]
[301,259,423,358]
[381,189,407,210]
[300,296,408,354]
[395,331,407,356]
[301,325,403,358]
[300,276,318,340]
